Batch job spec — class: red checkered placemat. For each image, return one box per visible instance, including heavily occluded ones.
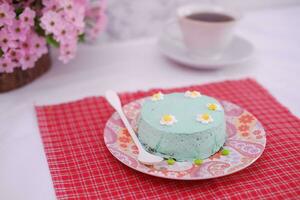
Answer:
[36,79,300,199]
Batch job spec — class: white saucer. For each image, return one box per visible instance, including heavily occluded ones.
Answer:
[157,22,255,69]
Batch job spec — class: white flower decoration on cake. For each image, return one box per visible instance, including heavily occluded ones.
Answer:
[197,113,213,124]
[207,103,222,111]
[184,90,201,98]
[160,114,177,126]
[151,92,164,101]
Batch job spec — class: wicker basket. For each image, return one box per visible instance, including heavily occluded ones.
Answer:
[0,53,51,93]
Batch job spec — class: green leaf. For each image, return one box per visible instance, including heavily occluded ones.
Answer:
[0,48,3,58]
[46,35,60,48]
[15,7,24,17]
[34,18,45,36]
[78,33,85,42]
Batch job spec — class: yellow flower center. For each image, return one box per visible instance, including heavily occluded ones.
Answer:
[191,91,199,96]
[201,113,210,121]
[208,104,217,111]
[163,115,173,122]
[152,93,161,99]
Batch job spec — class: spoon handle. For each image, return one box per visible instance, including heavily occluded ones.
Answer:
[105,90,144,151]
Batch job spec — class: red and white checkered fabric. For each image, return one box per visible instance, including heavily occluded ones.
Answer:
[36,79,300,200]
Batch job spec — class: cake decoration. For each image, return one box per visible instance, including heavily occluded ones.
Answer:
[197,113,213,124]
[160,114,177,126]
[167,158,176,165]
[221,149,230,156]
[194,159,203,165]
[184,90,201,98]
[151,92,164,101]
[207,103,222,111]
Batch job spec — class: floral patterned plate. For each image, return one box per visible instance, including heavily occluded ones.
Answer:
[104,99,266,180]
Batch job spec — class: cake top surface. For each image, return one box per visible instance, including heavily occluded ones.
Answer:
[140,92,225,134]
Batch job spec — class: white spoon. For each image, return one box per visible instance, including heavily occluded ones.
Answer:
[105,90,164,165]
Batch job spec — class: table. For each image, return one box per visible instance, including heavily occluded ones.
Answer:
[1,5,300,200]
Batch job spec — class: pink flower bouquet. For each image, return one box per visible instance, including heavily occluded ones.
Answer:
[0,0,107,73]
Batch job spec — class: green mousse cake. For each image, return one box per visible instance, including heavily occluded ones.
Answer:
[137,91,226,161]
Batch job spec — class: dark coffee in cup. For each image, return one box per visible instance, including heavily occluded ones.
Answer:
[186,12,234,22]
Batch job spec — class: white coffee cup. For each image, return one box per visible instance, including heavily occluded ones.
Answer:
[177,5,241,58]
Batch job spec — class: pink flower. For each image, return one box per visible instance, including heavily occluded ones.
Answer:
[0,3,15,27]
[54,22,77,43]
[42,0,60,12]
[85,1,107,40]
[85,0,107,18]
[74,0,89,8]
[20,53,38,70]
[0,55,16,73]
[0,0,107,68]
[59,0,75,10]
[86,13,107,40]
[0,0,107,70]
[0,27,17,52]
[7,48,24,64]
[59,41,77,63]
[57,0,85,34]
[40,10,63,35]
[8,19,30,42]
[19,33,39,55]
[15,31,48,70]
[19,7,36,27]
[63,7,85,34]
[29,32,48,57]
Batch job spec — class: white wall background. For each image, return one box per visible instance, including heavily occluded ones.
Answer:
[101,0,300,41]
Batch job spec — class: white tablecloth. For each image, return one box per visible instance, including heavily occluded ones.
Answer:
[1,5,300,200]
